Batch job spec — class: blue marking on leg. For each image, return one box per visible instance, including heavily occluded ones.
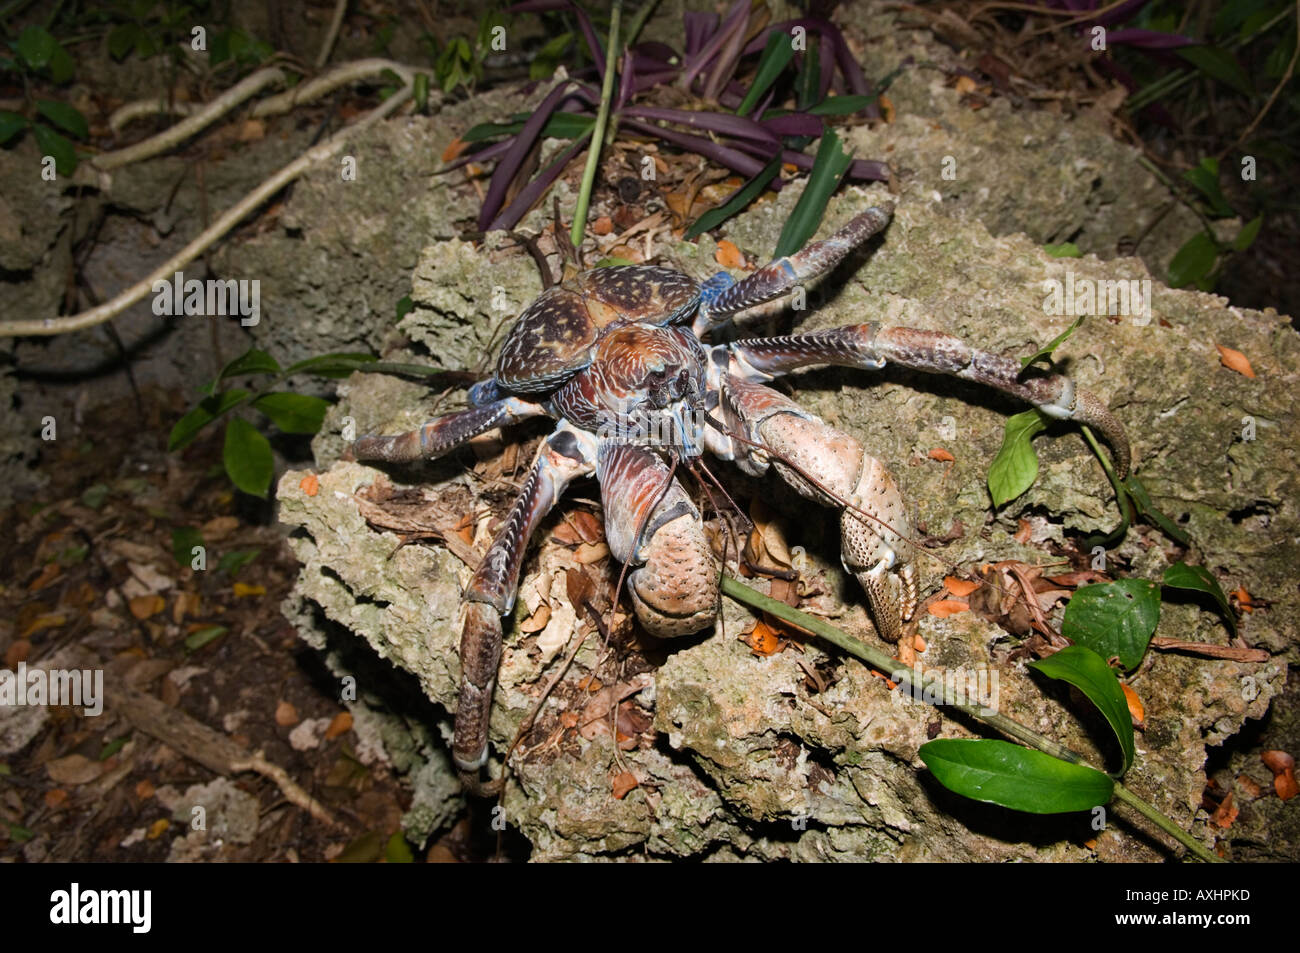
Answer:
[778,259,796,280]
[699,272,735,307]
[468,377,502,407]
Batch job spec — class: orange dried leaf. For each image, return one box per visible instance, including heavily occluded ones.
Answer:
[879,94,896,123]
[44,788,68,809]
[233,582,265,597]
[569,511,604,545]
[1236,775,1262,799]
[325,711,353,740]
[913,634,927,653]
[1121,683,1145,724]
[28,562,62,592]
[574,542,609,564]
[1215,344,1256,378]
[135,779,156,800]
[147,818,170,840]
[928,447,955,462]
[742,621,784,656]
[128,595,164,620]
[927,599,970,618]
[1013,518,1033,544]
[611,771,638,799]
[519,603,552,633]
[715,239,745,269]
[441,136,467,162]
[1210,792,1238,829]
[299,474,320,497]
[943,576,980,598]
[954,75,978,95]
[274,700,299,727]
[592,216,613,235]
[576,675,603,691]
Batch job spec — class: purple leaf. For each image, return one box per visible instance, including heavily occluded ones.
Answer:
[511,0,604,74]
[623,119,777,181]
[761,113,823,137]
[1104,29,1195,50]
[684,12,718,58]
[478,81,583,230]
[488,131,593,231]
[440,136,517,173]
[682,0,750,92]
[622,105,780,145]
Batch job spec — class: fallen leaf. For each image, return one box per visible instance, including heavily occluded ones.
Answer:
[565,568,594,609]
[928,447,954,462]
[1121,683,1145,724]
[927,599,970,618]
[913,634,927,653]
[233,582,266,597]
[28,562,61,592]
[4,639,30,669]
[1013,518,1033,544]
[879,93,896,123]
[954,75,978,95]
[147,818,170,839]
[200,515,239,539]
[593,216,613,235]
[1236,775,1262,799]
[44,788,68,809]
[1231,586,1254,613]
[325,711,353,740]
[1215,344,1256,378]
[135,779,155,800]
[741,620,785,656]
[275,700,299,727]
[1261,750,1298,800]
[237,119,265,142]
[1210,791,1238,829]
[611,771,638,799]
[943,576,979,598]
[715,239,745,269]
[441,136,467,162]
[20,612,66,637]
[45,754,106,785]
[128,594,165,620]
[576,675,602,692]
[574,542,609,564]
[300,474,320,497]
[520,603,552,633]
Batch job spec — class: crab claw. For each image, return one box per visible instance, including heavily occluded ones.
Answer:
[840,457,918,644]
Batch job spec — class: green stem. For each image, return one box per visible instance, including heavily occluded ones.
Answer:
[718,574,1222,863]
[569,0,621,250]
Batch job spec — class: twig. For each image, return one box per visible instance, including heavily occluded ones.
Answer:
[316,0,349,69]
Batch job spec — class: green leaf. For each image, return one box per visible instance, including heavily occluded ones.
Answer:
[1177,46,1253,97]
[1183,158,1233,218]
[1234,215,1263,252]
[253,392,330,434]
[284,352,378,379]
[805,95,875,116]
[219,347,281,382]
[1163,562,1236,635]
[0,110,29,145]
[1167,231,1218,288]
[8,823,35,843]
[1043,242,1082,258]
[223,418,274,497]
[17,25,57,69]
[920,739,1114,813]
[529,32,573,82]
[80,483,110,510]
[737,31,797,116]
[987,409,1048,507]
[217,548,260,574]
[1020,315,1083,371]
[31,124,76,176]
[169,389,251,450]
[171,526,205,567]
[1122,474,1191,545]
[184,625,227,652]
[773,129,853,259]
[594,256,637,267]
[685,157,782,239]
[1029,646,1135,774]
[48,46,74,84]
[413,72,429,112]
[385,831,415,863]
[395,295,413,322]
[1061,578,1161,670]
[99,736,128,761]
[108,23,140,61]
[0,763,10,776]
[34,100,86,140]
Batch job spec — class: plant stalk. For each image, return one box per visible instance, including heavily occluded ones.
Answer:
[718,573,1222,863]
[570,0,622,249]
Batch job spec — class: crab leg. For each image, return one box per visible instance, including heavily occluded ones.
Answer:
[351,396,547,463]
[453,424,597,783]
[598,443,719,638]
[720,378,917,643]
[724,324,1130,477]
[693,205,894,335]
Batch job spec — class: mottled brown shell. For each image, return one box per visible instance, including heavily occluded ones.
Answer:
[495,266,700,393]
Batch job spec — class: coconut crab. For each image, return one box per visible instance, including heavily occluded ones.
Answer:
[351,203,1130,793]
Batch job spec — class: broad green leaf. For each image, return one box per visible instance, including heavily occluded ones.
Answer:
[1061,578,1161,670]
[1020,315,1083,371]
[1029,645,1135,774]
[253,392,330,434]
[1183,158,1232,217]
[17,25,57,69]
[0,110,29,145]
[1167,231,1218,288]
[1163,561,1236,635]
[185,625,227,652]
[686,157,782,239]
[47,46,74,84]
[1234,215,1263,252]
[773,129,853,259]
[1122,474,1191,545]
[737,31,797,116]
[31,124,76,175]
[530,33,573,82]
[395,295,413,322]
[99,736,128,760]
[594,256,637,267]
[1177,47,1253,97]
[795,35,820,111]
[8,823,35,843]
[35,100,87,139]
[218,347,280,382]
[385,832,415,863]
[81,483,110,510]
[108,23,140,61]
[169,389,251,450]
[217,548,260,574]
[413,72,429,113]
[171,526,205,567]
[223,418,274,497]
[1043,242,1082,258]
[920,739,1114,813]
[284,352,377,379]
[987,409,1048,507]
[806,95,875,116]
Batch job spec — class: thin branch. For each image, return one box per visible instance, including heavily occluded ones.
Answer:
[316,0,349,69]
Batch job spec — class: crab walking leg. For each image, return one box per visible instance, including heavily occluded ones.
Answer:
[693,205,895,335]
[725,324,1131,477]
[454,424,597,777]
[351,396,547,463]
[721,379,917,643]
[597,442,719,638]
